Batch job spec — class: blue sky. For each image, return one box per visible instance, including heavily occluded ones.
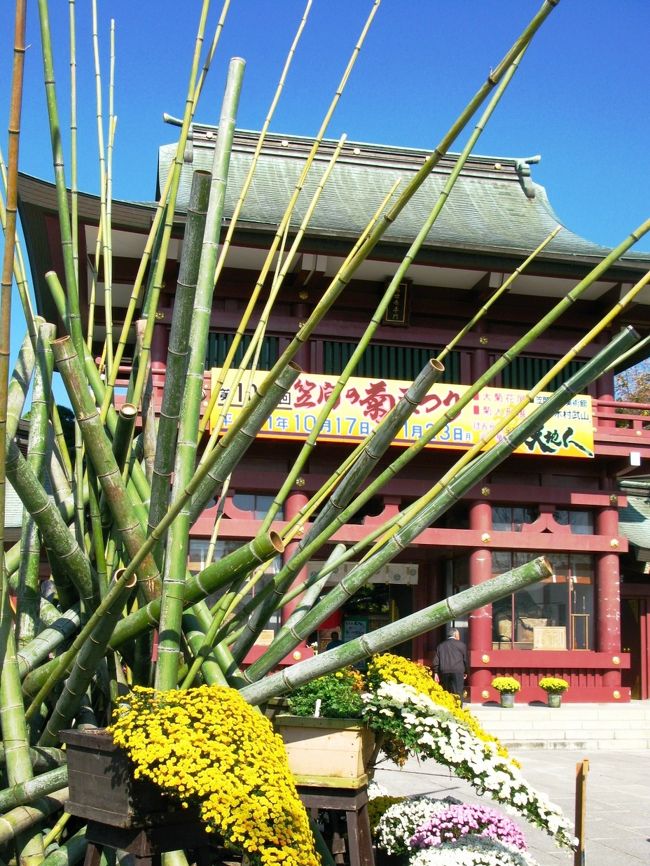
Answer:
[1,0,649,367]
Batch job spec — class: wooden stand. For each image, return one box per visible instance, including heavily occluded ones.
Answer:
[297,784,375,866]
[82,818,224,866]
[60,729,233,866]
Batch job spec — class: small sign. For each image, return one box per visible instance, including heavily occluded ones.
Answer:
[382,281,409,325]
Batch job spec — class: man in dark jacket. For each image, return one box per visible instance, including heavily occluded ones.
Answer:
[433,627,469,705]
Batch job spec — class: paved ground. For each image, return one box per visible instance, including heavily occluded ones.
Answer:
[374,747,650,865]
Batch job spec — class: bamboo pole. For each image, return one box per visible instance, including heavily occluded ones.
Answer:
[22,533,283,714]
[249,219,650,617]
[0,149,36,338]
[240,556,553,705]
[16,607,81,680]
[0,747,64,774]
[92,0,113,375]
[0,0,27,644]
[36,0,83,358]
[115,1,214,425]
[16,323,55,648]
[52,336,161,603]
[68,0,78,285]
[197,0,381,439]
[0,789,68,845]
[202,133,347,453]
[190,0,561,516]
[244,327,638,679]
[0,767,69,813]
[234,358,444,659]
[156,57,245,690]
[188,363,302,524]
[39,572,136,746]
[148,170,211,546]
[5,443,93,611]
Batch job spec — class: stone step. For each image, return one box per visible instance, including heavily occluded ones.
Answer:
[467,702,650,750]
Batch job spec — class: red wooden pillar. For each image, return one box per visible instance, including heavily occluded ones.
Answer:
[596,505,622,691]
[281,489,309,624]
[468,500,493,700]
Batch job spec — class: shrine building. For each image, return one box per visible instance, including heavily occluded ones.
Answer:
[18,127,650,703]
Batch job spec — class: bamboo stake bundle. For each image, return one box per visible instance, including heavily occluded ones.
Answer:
[8,1,650,862]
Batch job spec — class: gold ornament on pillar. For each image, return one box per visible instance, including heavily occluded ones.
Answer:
[481,532,491,543]
[612,690,621,700]
[481,654,490,663]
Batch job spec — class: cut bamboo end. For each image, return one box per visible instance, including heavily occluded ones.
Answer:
[430,359,445,373]
[269,531,284,554]
[119,403,138,419]
[113,568,137,589]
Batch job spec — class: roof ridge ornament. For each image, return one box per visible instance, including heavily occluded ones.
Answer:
[515,154,541,199]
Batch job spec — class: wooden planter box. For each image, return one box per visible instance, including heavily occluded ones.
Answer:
[61,729,188,829]
[273,715,375,789]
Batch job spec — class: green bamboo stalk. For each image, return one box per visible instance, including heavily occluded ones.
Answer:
[39,572,136,746]
[86,463,108,595]
[280,543,347,633]
[16,606,81,679]
[114,2,213,424]
[0,746,65,773]
[41,810,71,849]
[92,0,113,375]
[245,326,638,679]
[0,148,37,339]
[240,556,553,705]
[259,46,526,535]
[236,358,444,658]
[6,330,35,442]
[198,0,381,441]
[203,134,347,459]
[148,170,212,545]
[182,612,228,687]
[36,0,83,358]
[99,171,170,415]
[0,767,68,812]
[156,57,246,690]
[0,15,27,730]
[0,788,68,845]
[41,827,86,866]
[51,336,161,603]
[68,0,78,285]
[250,219,650,617]
[188,362,301,524]
[367,267,650,558]
[438,225,561,363]
[16,323,56,648]
[217,3,559,487]
[5,442,93,610]
[196,1,313,439]
[22,533,283,714]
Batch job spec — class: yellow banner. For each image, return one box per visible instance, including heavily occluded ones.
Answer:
[209,370,594,458]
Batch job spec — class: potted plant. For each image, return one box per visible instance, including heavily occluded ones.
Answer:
[539,676,569,708]
[277,667,376,788]
[491,676,521,708]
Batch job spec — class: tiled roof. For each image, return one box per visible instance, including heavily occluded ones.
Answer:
[158,128,649,266]
[619,494,650,552]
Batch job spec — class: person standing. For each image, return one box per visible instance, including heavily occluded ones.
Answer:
[433,627,469,704]
[326,630,343,650]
